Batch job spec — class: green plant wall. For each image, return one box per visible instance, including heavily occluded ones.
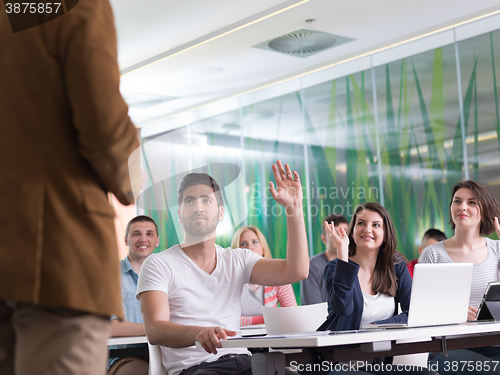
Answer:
[376,46,464,260]
[142,30,500,303]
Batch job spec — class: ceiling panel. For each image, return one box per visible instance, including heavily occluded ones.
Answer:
[111,0,500,130]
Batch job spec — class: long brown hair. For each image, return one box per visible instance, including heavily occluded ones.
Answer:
[348,202,399,297]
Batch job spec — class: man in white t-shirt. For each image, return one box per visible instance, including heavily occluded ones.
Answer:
[137,160,308,375]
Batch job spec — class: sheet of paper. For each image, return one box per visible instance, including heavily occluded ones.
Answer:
[262,302,328,335]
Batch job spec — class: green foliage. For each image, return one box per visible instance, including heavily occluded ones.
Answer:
[140,32,500,304]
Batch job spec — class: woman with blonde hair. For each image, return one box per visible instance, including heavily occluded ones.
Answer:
[231,226,297,326]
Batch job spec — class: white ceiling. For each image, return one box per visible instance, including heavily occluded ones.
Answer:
[110,0,500,130]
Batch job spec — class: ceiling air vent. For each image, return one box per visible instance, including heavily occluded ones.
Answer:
[253,28,353,58]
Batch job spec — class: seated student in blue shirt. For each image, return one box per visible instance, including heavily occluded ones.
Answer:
[316,202,436,375]
[108,216,160,375]
[301,213,348,305]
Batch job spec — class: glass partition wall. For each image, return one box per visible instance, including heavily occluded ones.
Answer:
[139,25,500,303]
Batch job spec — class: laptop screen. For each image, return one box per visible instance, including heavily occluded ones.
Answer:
[408,263,473,327]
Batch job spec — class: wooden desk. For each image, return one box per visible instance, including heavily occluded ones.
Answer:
[197,322,500,374]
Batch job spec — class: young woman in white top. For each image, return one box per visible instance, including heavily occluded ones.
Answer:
[420,180,500,374]
[314,202,436,375]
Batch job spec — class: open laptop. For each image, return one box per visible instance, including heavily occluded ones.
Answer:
[364,263,473,329]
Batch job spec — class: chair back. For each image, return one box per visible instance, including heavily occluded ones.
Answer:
[148,342,165,375]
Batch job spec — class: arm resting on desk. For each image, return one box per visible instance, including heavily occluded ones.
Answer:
[110,319,146,337]
[140,290,237,354]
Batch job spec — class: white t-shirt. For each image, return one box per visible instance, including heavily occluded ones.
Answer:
[420,238,500,307]
[360,290,395,327]
[137,244,261,375]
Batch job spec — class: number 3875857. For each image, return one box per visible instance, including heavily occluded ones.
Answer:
[5,3,62,14]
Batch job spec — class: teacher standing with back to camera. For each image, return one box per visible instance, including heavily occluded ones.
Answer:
[0,1,141,374]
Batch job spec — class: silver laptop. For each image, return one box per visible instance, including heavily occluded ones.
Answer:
[364,263,473,328]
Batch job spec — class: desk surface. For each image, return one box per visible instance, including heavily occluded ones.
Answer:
[108,336,148,346]
[114,322,500,352]
[210,321,500,349]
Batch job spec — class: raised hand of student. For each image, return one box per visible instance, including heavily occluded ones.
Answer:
[468,305,478,321]
[195,326,237,354]
[269,160,302,214]
[325,222,349,262]
[495,217,500,239]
